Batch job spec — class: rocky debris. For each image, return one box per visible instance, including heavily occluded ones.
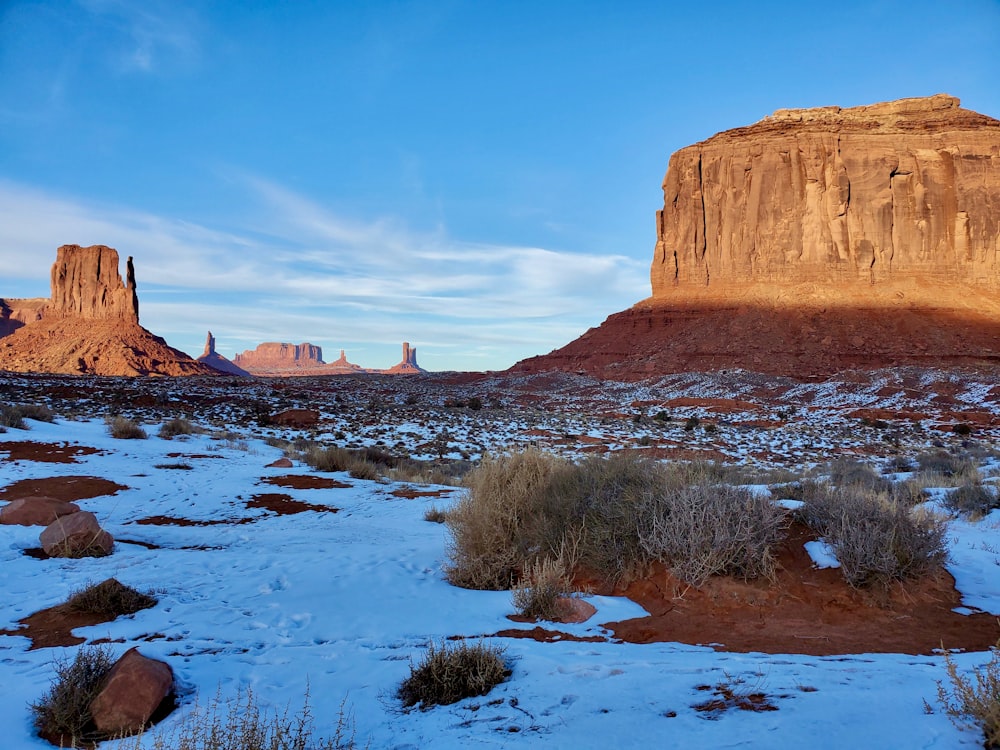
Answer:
[0,496,80,526]
[0,245,215,376]
[514,95,1000,379]
[270,408,320,428]
[39,510,114,557]
[197,331,251,376]
[90,647,173,736]
[48,244,139,321]
[386,341,426,374]
[234,342,325,372]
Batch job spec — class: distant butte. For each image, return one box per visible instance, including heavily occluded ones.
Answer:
[230,340,423,375]
[197,331,251,376]
[513,94,1000,379]
[0,245,213,376]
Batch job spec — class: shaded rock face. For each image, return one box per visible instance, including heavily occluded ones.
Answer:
[514,95,1000,380]
[0,245,213,376]
[197,331,252,376]
[49,244,139,320]
[233,342,325,372]
[90,648,173,736]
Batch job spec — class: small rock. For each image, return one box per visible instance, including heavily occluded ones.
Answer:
[0,497,80,526]
[267,457,294,468]
[90,647,173,736]
[39,511,114,557]
[554,597,598,624]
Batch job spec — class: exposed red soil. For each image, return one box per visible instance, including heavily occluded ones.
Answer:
[260,474,351,490]
[389,487,455,499]
[246,493,337,515]
[0,603,113,649]
[131,515,253,527]
[0,476,127,502]
[662,397,761,413]
[581,523,999,655]
[490,626,605,644]
[0,441,102,463]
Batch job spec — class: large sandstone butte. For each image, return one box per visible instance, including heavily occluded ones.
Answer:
[0,245,213,376]
[385,341,426,374]
[514,95,1000,379]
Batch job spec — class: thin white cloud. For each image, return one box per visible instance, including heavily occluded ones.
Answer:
[76,0,200,74]
[0,178,648,370]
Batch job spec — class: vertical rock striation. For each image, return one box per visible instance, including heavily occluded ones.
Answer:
[49,244,140,321]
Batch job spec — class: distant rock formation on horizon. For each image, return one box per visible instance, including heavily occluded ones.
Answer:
[513,94,1000,379]
[0,245,214,376]
[197,331,251,376]
[385,341,425,374]
[233,342,325,373]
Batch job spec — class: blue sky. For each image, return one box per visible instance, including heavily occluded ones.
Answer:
[1,1,998,371]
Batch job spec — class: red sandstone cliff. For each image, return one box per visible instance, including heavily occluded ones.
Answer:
[0,245,213,376]
[513,95,1000,379]
[233,342,325,373]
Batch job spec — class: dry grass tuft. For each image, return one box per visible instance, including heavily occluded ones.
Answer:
[107,415,147,440]
[944,482,999,520]
[398,641,509,709]
[511,557,571,620]
[67,578,157,617]
[159,418,202,439]
[117,686,363,749]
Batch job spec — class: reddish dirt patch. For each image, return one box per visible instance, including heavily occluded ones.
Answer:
[246,493,337,515]
[260,474,351,490]
[663,397,761,413]
[591,523,1000,655]
[389,487,455,499]
[490,626,605,644]
[0,476,128,503]
[131,515,253,527]
[692,682,780,716]
[0,441,102,463]
[0,603,111,649]
[165,452,224,459]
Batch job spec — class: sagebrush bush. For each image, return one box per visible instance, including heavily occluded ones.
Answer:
[67,578,157,616]
[398,641,508,709]
[423,506,449,524]
[638,484,787,587]
[117,686,362,750]
[799,485,948,588]
[828,458,893,494]
[159,418,200,439]
[511,558,571,620]
[31,644,115,745]
[944,482,999,520]
[446,449,788,590]
[107,415,147,440]
[937,646,1000,748]
[0,403,26,429]
[916,451,979,485]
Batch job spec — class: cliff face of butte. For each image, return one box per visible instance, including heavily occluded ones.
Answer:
[0,245,213,376]
[197,331,251,376]
[514,95,1000,379]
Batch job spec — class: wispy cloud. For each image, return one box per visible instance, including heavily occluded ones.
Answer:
[0,177,648,369]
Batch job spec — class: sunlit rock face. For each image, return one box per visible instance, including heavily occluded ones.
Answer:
[49,244,140,320]
[651,94,1000,297]
[513,96,1000,380]
[233,342,325,372]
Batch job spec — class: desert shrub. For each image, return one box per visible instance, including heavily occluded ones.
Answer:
[0,403,26,429]
[638,484,787,587]
[398,641,508,709]
[31,644,115,745]
[511,558,571,620]
[953,422,974,436]
[684,416,700,431]
[347,460,380,481]
[445,448,565,589]
[17,403,55,422]
[917,451,979,484]
[799,485,948,588]
[107,415,147,440]
[118,686,361,750]
[423,506,449,523]
[304,445,355,472]
[159,418,200,439]
[67,578,157,617]
[828,458,893,494]
[937,646,1000,748]
[446,449,788,590]
[944,482,999,520]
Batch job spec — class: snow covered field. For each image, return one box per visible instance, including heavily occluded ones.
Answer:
[2,370,1000,748]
